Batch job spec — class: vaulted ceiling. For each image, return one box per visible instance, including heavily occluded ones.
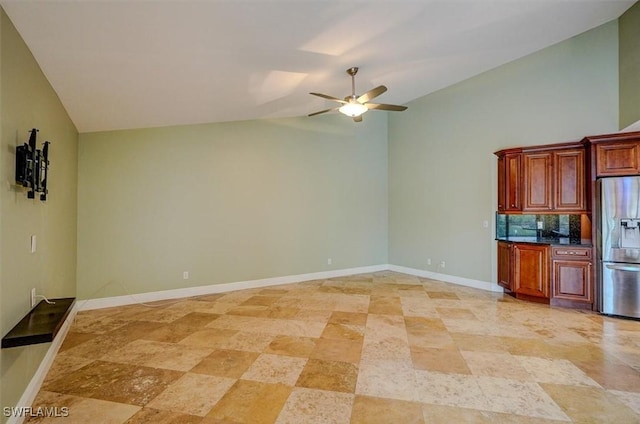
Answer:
[2,0,634,132]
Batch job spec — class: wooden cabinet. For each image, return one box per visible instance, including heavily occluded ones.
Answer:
[551,247,592,303]
[498,242,593,307]
[497,152,521,212]
[595,141,640,177]
[555,149,585,211]
[497,241,512,290]
[498,241,551,301]
[521,148,586,212]
[523,152,553,211]
[496,144,587,213]
[513,243,550,299]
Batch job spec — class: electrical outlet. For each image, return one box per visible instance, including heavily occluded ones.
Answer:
[327,258,332,265]
[30,288,36,308]
[182,271,189,280]
[427,258,432,266]
[537,221,544,230]
[439,261,446,269]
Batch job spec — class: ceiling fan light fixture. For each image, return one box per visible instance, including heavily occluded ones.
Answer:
[338,102,368,117]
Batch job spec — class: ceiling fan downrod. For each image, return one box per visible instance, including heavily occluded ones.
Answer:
[346,67,358,100]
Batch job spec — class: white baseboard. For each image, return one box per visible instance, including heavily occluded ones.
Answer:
[6,302,79,424]
[78,264,390,311]
[388,264,503,293]
[79,263,500,312]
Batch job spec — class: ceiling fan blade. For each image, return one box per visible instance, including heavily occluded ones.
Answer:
[353,115,363,123]
[357,85,387,103]
[366,103,408,112]
[308,107,338,117]
[310,92,347,104]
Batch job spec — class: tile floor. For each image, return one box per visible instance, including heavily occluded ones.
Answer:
[28,271,640,423]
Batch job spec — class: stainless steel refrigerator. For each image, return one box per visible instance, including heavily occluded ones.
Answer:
[600,176,640,319]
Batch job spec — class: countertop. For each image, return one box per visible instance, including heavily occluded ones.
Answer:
[496,236,592,246]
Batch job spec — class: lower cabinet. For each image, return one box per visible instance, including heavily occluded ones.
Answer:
[513,244,550,300]
[551,247,592,303]
[497,242,594,308]
[497,241,512,290]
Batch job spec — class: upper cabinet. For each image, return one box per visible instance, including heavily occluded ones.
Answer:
[497,152,522,212]
[583,132,640,177]
[554,148,586,211]
[522,152,553,211]
[595,142,640,176]
[495,143,587,213]
[585,132,640,177]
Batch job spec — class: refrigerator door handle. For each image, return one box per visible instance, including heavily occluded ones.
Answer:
[605,264,640,272]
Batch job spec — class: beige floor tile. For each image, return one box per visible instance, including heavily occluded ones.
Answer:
[356,360,419,402]
[59,397,141,424]
[212,331,274,352]
[124,407,202,423]
[541,383,640,422]
[312,337,363,364]
[275,388,354,424]
[170,312,221,327]
[178,328,239,348]
[368,295,403,315]
[89,365,183,406]
[461,351,531,379]
[328,311,368,326]
[609,389,640,414]
[189,349,260,378]
[414,370,489,410]
[572,358,640,391]
[351,395,424,424]
[264,335,318,358]
[295,358,358,393]
[476,376,569,420]
[411,347,472,374]
[320,323,364,341]
[57,331,100,351]
[146,373,235,417]
[106,339,213,372]
[41,353,95,385]
[206,380,291,424]
[140,324,199,344]
[516,355,600,387]
[450,333,511,353]
[241,353,307,385]
[421,403,493,424]
[436,307,478,320]
[361,336,412,362]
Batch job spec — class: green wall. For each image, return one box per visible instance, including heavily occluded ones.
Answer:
[620,1,640,129]
[77,115,388,299]
[0,8,78,421]
[388,21,619,283]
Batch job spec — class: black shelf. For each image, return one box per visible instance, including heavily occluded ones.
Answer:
[2,298,75,349]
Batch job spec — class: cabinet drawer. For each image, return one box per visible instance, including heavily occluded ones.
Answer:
[551,247,591,259]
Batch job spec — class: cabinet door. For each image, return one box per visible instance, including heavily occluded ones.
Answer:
[552,260,592,302]
[504,154,521,211]
[523,152,553,211]
[513,244,550,298]
[596,142,640,177]
[555,149,585,211]
[497,155,506,212]
[497,242,512,290]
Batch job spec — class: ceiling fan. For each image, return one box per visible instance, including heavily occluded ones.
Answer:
[308,67,408,122]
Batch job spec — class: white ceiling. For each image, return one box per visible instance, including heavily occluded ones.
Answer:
[1,0,634,133]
